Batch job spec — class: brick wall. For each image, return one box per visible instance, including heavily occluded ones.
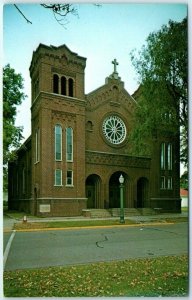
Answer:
[8,43,181,216]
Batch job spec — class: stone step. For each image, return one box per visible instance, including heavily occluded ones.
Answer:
[110,208,140,217]
[83,208,157,218]
[138,208,156,215]
[89,209,112,218]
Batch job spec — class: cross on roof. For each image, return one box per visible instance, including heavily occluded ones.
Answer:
[112,58,119,73]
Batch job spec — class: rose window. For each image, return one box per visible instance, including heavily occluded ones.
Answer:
[102,115,127,145]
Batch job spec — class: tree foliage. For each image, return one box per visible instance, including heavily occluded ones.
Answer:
[130,18,188,165]
[180,170,188,190]
[3,64,26,165]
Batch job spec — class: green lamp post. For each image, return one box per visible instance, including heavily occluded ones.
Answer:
[119,174,125,224]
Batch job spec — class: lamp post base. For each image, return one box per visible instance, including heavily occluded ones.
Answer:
[120,209,125,224]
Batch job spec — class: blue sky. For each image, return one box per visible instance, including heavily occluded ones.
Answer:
[3,2,188,140]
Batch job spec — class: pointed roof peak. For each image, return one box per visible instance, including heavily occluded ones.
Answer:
[107,58,121,81]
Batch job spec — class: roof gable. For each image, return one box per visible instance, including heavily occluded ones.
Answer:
[86,77,136,113]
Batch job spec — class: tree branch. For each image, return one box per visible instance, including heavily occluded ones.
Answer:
[40,4,78,27]
[14,4,32,24]
[40,4,77,17]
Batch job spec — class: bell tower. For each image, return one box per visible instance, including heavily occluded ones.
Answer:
[30,44,86,102]
[29,44,87,216]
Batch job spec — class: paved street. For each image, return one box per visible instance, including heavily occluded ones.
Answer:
[4,222,188,271]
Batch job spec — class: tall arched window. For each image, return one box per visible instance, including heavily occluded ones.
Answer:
[35,128,40,163]
[66,127,73,161]
[167,143,172,170]
[22,167,25,194]
[55,125,62,161]
[53,74,59,94]
[34,78,39,98]
[68,78,74,97]
[160,142,166,170]
[61,76,67,95]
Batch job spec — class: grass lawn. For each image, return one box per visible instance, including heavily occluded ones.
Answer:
[4,255,188,297]
[14,216,189,231]
[182,207,188,212]
[13,217,188,231]
[13,219,137,230]
[5,208,188,231]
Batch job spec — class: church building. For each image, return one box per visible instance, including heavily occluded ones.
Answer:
[8,44,181,216]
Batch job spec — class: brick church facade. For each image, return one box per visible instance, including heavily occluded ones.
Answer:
[8,44,181,216]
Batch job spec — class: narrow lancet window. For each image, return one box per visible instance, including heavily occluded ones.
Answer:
[68,78,74,97]
[160,143,166,170]
[22,167,25,194]
[53,74,59,94]
[55,125,62,161]
[66,127,73,161]
[61,76,67,95]
[167,143,172,170]
[35,128,40,163]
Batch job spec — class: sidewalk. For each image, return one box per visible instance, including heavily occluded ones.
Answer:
[3,211,188,232]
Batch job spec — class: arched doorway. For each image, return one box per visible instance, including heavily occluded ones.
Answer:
[137,177,149,208]
[109,171,127,208]
[86,174,101,208]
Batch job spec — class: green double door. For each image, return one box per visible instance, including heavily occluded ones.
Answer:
[86,185,95,208]
[109,185,120,208]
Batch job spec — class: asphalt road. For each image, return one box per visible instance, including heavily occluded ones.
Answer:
[4,223,188,271]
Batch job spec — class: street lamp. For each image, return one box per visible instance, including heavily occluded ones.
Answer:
[119,174,125,224]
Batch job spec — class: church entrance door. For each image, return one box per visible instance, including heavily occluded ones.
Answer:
[86,186,95,208]
[86,174,101,209]
[137,177,149,208]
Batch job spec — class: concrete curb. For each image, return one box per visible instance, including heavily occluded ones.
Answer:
[11,222,175,233]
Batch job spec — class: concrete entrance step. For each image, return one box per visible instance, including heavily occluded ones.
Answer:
[89,209,112,218]
[138,208,156,215]
[83,208,157,218]
[110,208,140,217]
